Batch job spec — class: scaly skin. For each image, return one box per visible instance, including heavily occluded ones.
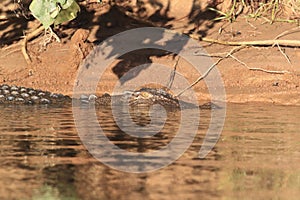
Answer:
[0,85,71,105]
[0,85,182,108]
[0,84,218,109]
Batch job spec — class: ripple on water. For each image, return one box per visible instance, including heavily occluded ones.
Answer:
[0,103,299,199]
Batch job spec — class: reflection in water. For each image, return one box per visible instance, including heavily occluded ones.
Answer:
[97,104,181,153]
[0,104,299,199]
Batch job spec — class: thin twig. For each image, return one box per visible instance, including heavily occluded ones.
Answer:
[176,43,293,96]
[246,67,290,74]
[167,56,180,89]
[193,51,225,58]
[189,33,300,47]
[245,18,257,29]
[201,37,300,47]
[273,26,300,40]
[175,58,222,97]
[276,43,291,64]
[0,48,21,58]
[228,54,248,67]
[176,46,246,97]
[229,54,290,74]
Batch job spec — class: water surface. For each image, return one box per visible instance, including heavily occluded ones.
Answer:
[0,103,299,200]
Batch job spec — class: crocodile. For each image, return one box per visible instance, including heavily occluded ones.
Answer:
[0,84,181,106]
[0,84,216,109]
[0,85,71,105]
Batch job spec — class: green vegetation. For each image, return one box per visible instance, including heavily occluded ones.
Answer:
[29,0,80,28]
[209,0,300,24]
[26,0,299,29]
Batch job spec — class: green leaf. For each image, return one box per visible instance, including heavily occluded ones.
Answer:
[54,1,80,25]
[58,0,74,9]
[29,0,56,28]
[29,0,80,29]
[50,6,61,19]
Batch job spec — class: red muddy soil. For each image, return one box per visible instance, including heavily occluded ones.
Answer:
[0,0,299,105]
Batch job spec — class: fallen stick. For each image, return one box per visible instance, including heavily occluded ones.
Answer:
[167,56,180,89]
[190,34,300,47]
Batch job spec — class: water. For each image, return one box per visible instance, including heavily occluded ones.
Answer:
[0,103,299,200]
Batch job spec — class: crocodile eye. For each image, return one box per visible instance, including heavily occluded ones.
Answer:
[140,92,147,97]
[140,92,153,98]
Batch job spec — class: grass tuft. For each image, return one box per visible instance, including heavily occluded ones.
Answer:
[209,0,300,24]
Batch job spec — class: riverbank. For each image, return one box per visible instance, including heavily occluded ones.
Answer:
[1,1,299,105]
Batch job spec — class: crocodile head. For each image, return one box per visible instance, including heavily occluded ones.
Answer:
[128,87,179,108]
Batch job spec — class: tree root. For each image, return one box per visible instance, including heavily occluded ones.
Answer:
[21,25,61,65]
[21,25,45,64]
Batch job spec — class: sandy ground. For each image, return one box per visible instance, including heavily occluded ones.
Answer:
[0,1,299,105]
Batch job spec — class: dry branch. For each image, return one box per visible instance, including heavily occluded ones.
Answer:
[276,43,291,64]
[167,56,180,89]
[229,54,290,74]
[176,46,246,97]
[176,44,291,97]
[273,26,300,40]
[198,36,300,47]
